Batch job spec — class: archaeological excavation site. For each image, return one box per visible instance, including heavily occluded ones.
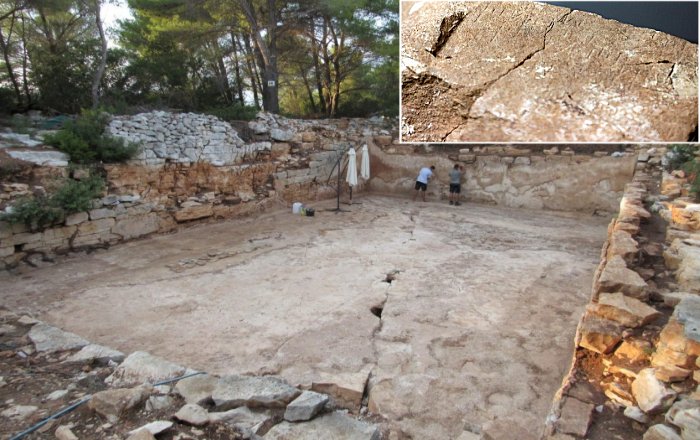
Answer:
[0,110,698,440]
[400,1,699,143]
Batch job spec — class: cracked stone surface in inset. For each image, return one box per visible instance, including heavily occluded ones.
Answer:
[401,1,698,142]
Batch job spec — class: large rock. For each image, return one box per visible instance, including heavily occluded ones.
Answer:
[643,424,683,440]
[284,390,329,422]
[607,231,639,264]
[631,369,677,413]
[174,373,218,405]
[6,149,69,166]
[671,407,700,440]
[212,375,300,410]
[665,239,700,292]
[88,385,152,423]
[264,411,380,440]
[578,316,623,354]
[555,397,595,437]
[28,323,89,353]
[174,203,214,222]
[174,403,209,426]
[590,292,661,327]
[596,255,648,299]
[311,369,370,411]
[401,1,697,142]
[105,351,186,387]
[63,344,125,365]
[208,406,276,434]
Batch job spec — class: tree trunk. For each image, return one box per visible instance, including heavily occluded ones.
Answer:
[230,32,245,103]
[90,0,107,108]
[321,17,333,116]
[0,13,23,107]
[298,65,317,114]
[309,17,326,114]
[19,12,30,105]
[211,39,232,104]
[237,0,279,113]
[241,33,261,109]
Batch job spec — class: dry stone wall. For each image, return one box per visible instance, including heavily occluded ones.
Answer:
[369,142,638,213]
[0,112,395,269]
[544,150,700,439]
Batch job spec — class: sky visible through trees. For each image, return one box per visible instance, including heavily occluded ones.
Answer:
[0,0,399,119]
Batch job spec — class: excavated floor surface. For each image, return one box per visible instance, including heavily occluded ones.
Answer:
[0,196,610,438]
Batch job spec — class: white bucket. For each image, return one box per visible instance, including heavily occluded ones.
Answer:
[292,202,303,214]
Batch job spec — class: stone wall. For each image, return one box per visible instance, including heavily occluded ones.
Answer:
[0,112,396,269]
[368,142,638,213]
[544,153,700,439]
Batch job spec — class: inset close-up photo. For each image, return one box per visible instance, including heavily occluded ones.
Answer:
[401,1,699,143]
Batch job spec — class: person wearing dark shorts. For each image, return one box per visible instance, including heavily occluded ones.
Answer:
[448,164,462,206]
[412,165,435,202]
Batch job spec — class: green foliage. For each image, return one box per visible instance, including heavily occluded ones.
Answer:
[0,175,104,230]
[667,145,698,171]
[204,104,258,121]
[44,109,139,164]
[668,144,700,201]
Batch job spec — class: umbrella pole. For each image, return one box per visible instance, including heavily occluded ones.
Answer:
[349,186,353,205]
[324,151,349,213]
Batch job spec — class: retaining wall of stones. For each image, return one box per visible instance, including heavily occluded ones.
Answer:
[0,112,395,269]
[543,151,700,439]
[368,142,639,213]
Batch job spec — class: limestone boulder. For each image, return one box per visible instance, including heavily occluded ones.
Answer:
[671,407,700,440]
[28,323,89,353]
[127,421,173,437]
[264,411,380,440]
[555,397,595,437]
[212,375,300,410]
[590,292,661,328]
[578,316,623,354]
[105,351,186,387]
[631,369,677,413]
[88,385,152,423]
[311,368,370,411]
[174,403,209,426]
[607,231,639,264]
[174,373,218,405]
[643,424,682,440]
[63,344,125,365]
[284,390,329,422]
[208,406,276,434]
[174,203,213,222]
[596,255,648,299]
[665,239,700,292]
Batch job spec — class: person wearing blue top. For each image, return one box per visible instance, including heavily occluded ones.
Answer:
[412,165,435,202]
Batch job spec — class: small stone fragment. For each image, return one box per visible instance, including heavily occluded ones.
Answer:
[578,316,623,354]
[591,292,661,328]
[128,420,173,436]
[55,425,79,440]
[672,407,700,440]
[624,406,650,424]
[64,344,125,365]
[264,411,380,440]
[126,429,156,440]
[46,390,69,401]
[1,404,38,420]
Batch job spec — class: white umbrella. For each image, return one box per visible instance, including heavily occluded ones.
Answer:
[346,147,358,187]
[346,147,358,204]
[360,144,370,180]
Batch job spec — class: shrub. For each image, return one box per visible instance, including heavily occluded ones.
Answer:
[43,109,139,164]
[0,175,105,230]
[204,104,258,121]
[666,144,698,171]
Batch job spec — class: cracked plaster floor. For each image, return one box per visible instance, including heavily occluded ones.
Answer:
[0,196,610,438]
[400,1,698,142]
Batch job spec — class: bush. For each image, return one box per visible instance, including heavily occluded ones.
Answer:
[44,109,139,164]
[0,175,105,230]
[204,104,258,121]
[666,144,698,172]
